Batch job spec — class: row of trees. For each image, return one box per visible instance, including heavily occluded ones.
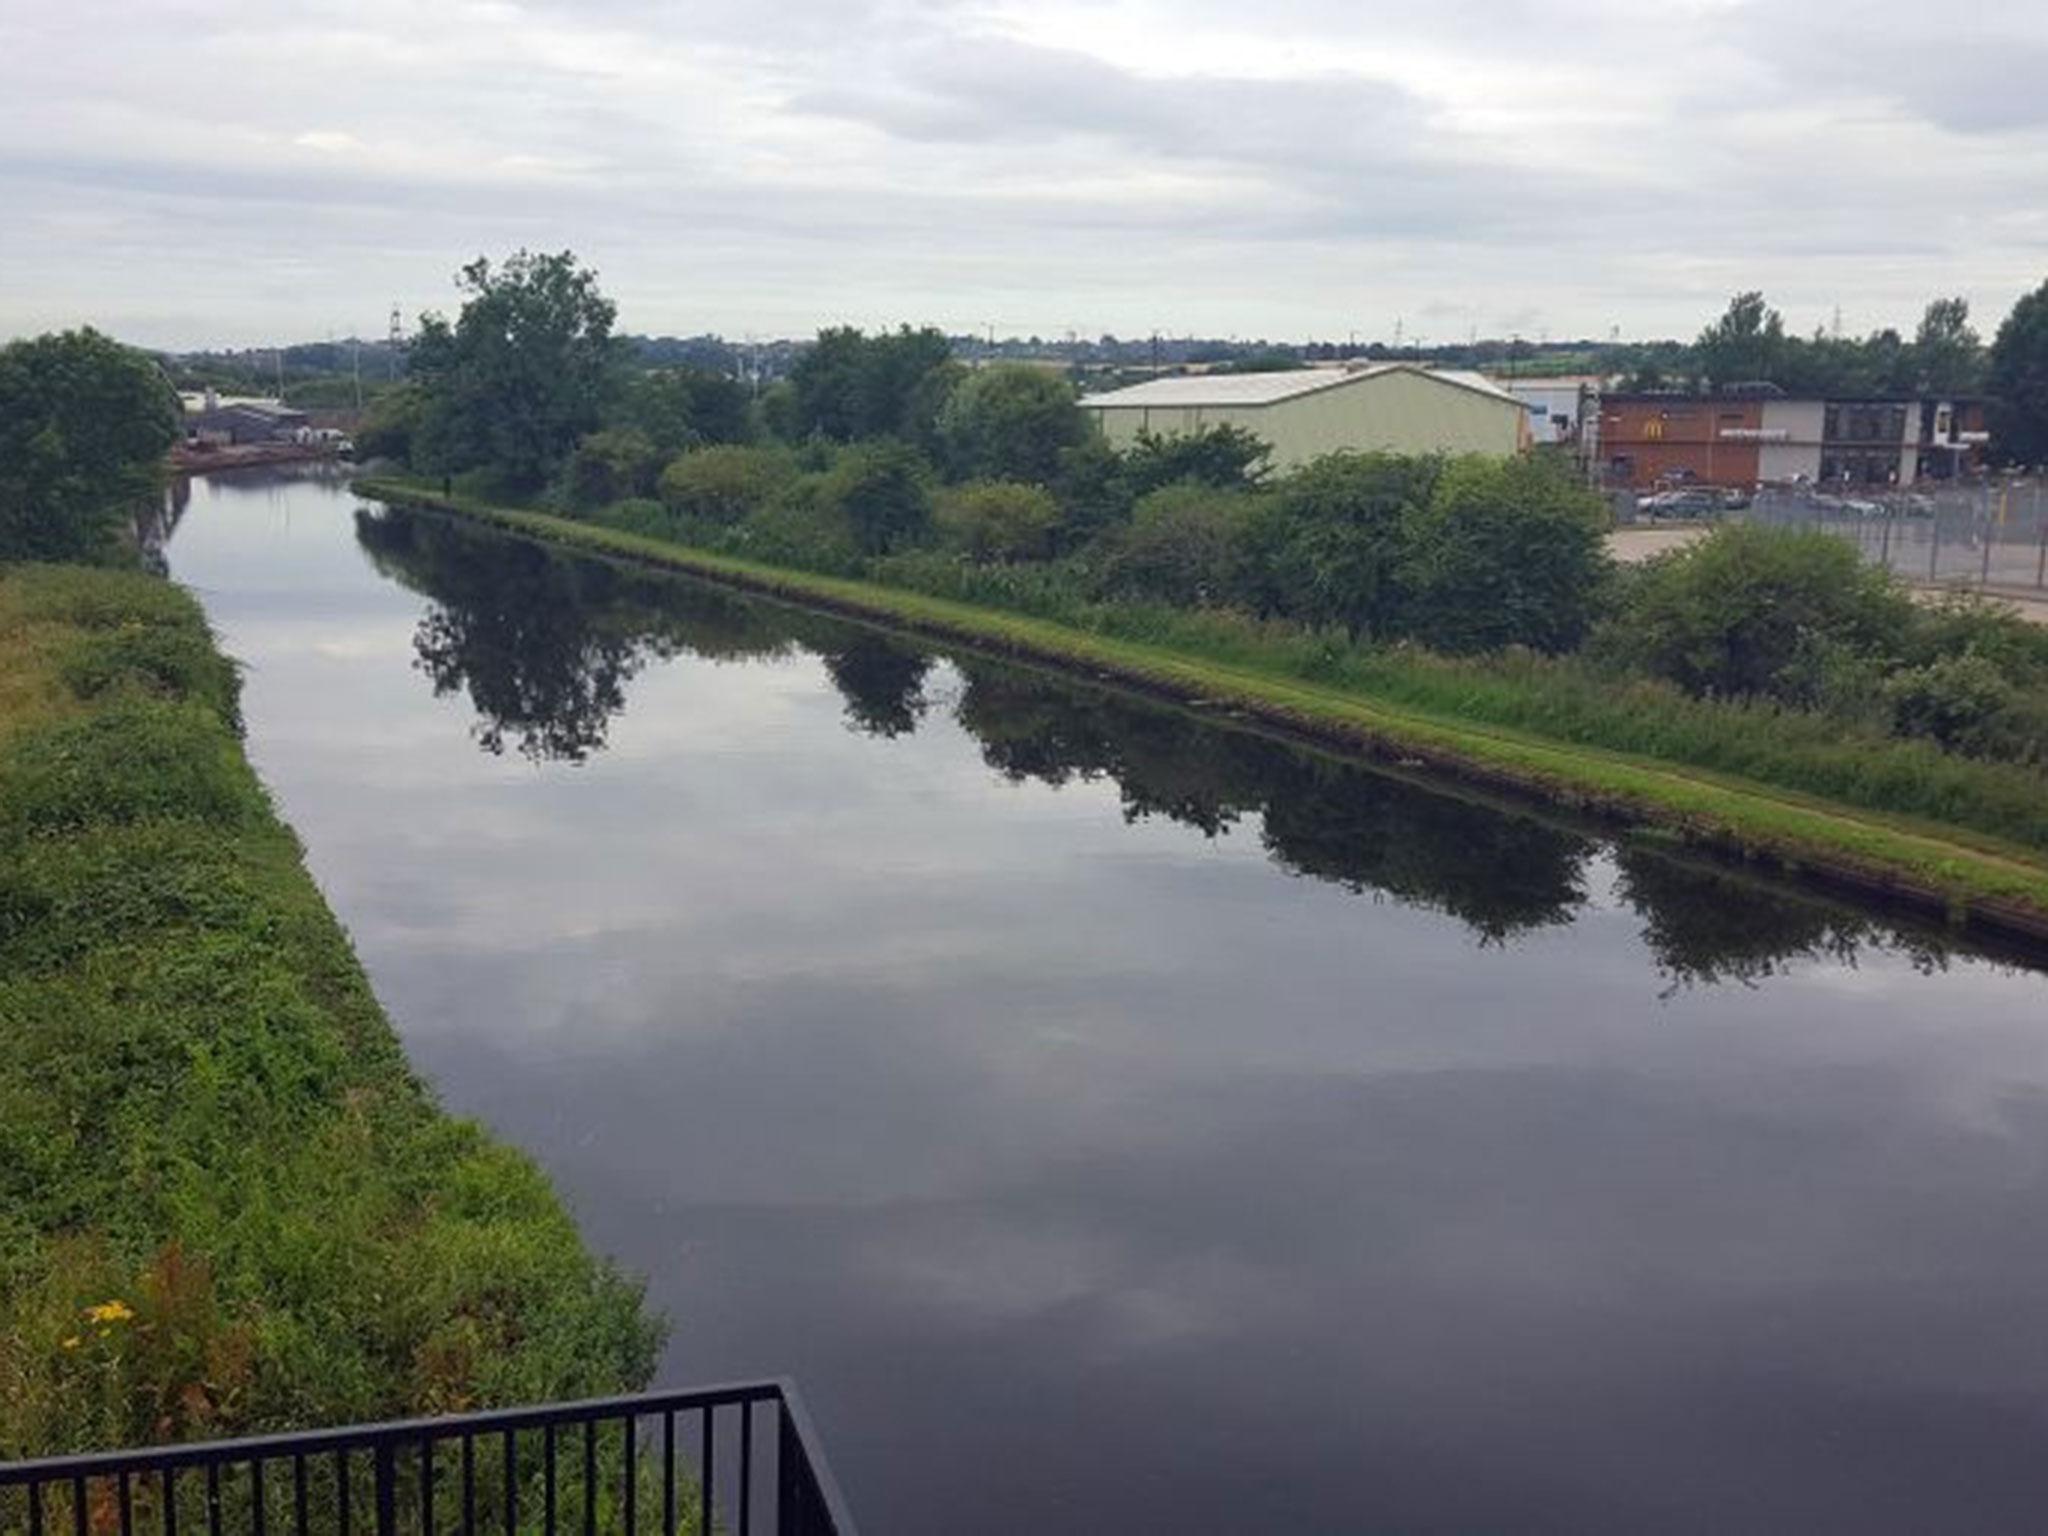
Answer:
[1629,283,2048,465]
[375,252,2048,771]
[1665,290,1991,398]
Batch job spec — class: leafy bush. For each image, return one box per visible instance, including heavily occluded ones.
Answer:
[618,367,753,453]
[657,444,794,526]
[1121,425,1272,497]
[1885,652,2019,754]
[1903,593,2048,683]
[1248,452,1440,639]
[352,382,428,467]
[937,480,1061,563]
[1602,523,1914,701]
[936,365,1090,484]
[0,328,180,563]
[819,440,934,555]
[1102,482,1257,606]
[561,428,661,510]
[1397,455,1611,655]
[786,325,956,443]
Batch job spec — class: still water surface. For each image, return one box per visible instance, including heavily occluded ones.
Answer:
[164,468,2048,1533]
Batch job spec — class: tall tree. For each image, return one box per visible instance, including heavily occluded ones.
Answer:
[1248,452,1439,640]
[1913,296,1984,394]
[785,326,954,443]
[936,364,1090,484]
[0,328,180,562]
[409,251,624,492]
[1990,279,2048,466]
[1695,291,1787,388]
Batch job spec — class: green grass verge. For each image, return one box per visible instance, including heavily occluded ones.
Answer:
[0,562,662,1457]
[354,478,2048,939]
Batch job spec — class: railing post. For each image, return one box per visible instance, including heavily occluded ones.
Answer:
[777,1404,807,1536]
[374,1442,396,1536]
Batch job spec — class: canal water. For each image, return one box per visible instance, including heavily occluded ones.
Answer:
[165,468,2048,1534]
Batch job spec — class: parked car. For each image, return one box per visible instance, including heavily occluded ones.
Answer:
[1637,489,1724,520]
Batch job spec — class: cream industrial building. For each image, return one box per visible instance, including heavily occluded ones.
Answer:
[1080,364,1528,470]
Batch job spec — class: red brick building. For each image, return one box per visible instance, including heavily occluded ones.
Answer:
[1594,393,1988,490]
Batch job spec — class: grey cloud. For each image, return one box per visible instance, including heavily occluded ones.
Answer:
[3,0,2046,345]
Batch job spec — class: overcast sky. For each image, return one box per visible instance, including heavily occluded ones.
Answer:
[4,0,2046,350]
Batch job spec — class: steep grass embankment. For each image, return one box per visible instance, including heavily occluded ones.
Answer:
[354,479,2048,942]
[0,562,661,1456]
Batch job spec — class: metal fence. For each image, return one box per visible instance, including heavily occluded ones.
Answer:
[0,1381,855,1536]
[1743,481,2048,593]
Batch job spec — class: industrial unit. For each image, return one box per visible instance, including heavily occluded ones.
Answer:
[1080,363,1527,470]
[180,389,312,447]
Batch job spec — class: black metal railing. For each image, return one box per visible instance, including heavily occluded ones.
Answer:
[0,1379,854,1536]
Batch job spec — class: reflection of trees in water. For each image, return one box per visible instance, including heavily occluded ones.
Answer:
[358,507,783,762]
[817,636,932,738]
[352,504,1975,980]
[1613,846,1949,994]
[957,668,1587,939]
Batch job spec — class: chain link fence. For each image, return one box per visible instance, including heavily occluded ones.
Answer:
[1739,481,2048,594]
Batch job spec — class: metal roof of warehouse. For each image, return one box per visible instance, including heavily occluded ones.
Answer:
[1082,364,1519,409]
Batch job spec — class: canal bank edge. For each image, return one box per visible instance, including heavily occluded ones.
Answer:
[353,479,2048,946]
[0,561,662,1453]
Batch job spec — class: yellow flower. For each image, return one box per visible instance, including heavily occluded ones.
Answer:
[82,1300,134,1326]
[60,1335,82,1351]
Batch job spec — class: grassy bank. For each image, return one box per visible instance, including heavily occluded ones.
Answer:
[355,478,2048,939]
[0,562,660,1457]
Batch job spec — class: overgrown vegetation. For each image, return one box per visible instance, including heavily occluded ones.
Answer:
[0,329,180,563]
[0,564,660,1456]
[361,255,2048,915]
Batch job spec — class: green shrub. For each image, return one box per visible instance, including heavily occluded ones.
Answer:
[1602,522,1914,701]
[819,440,934,555]
[937,480,1061,563]
[1102,482,1257,606]
[657,444,794,526]
[936,365,1090,484]
[1904,593,2048,684]
[0,329,180,564]
[1248,452,1440,639]
[1885,651,2019,754]
[1121,425,1272,496]
[1397,455,1611,655]
[561,428,661,510]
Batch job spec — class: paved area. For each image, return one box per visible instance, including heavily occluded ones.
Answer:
[1608,524,1712,564]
